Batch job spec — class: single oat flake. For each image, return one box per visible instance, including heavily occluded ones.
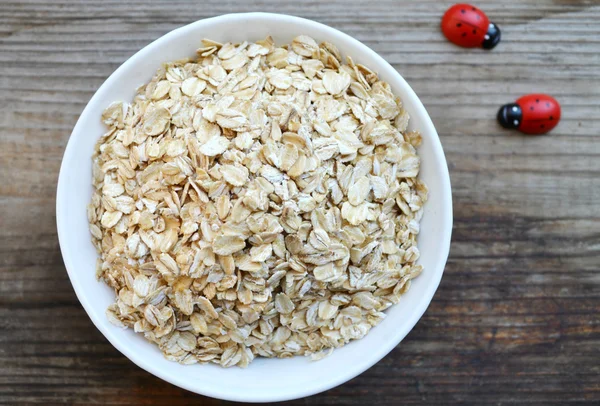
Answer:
[88,35,428,368]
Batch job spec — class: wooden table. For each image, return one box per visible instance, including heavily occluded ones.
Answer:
[2,0,599,404]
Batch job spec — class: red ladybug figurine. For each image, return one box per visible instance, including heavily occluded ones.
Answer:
[497,94,561,135]
[441,4,501,49]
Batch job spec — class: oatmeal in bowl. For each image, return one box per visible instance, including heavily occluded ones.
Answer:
[57,13,452,402]
[90,35,427,368]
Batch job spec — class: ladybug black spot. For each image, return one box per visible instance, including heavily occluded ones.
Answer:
[472,29,476,34]
[536,99,540,103]
[456,23,462,27]
[550,116,554,120]
[462,32,467,37]
[461,9,466,13]
[530,106,534,111]
[540,124,545,128]
[471,7,476,10]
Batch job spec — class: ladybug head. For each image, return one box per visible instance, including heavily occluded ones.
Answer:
[482,23,501,50]
[497,103,522,129]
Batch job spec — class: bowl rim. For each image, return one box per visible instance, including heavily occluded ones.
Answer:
[56,12,453,402]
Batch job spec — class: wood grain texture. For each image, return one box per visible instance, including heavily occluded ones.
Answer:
[1,0,599,404]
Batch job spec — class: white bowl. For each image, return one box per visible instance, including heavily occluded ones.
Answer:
[56,12,452,403]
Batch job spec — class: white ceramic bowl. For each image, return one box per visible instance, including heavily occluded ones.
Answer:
[56,12,452,403]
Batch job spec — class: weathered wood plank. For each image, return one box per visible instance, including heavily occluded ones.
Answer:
[1,0,599,404]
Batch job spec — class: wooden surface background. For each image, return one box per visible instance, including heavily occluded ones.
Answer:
[1,0,599,404]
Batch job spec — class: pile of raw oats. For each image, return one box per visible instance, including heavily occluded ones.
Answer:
[88,35,427,367]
